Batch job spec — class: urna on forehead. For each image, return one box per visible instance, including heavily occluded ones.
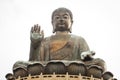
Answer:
[52,7,73,19]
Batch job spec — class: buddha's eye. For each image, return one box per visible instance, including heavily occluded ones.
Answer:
[63,15,68,19]
[55,16,60,19]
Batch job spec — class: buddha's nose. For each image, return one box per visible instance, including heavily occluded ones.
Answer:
[60,19,64,22]
[59,18,64,23]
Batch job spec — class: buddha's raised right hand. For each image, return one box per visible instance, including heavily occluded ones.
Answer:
[30,24,44,43]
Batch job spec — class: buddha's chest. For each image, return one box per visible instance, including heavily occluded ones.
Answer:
[49,35,75,60]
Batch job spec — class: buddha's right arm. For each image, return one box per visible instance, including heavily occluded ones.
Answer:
[29,25,44,61]
[29,33,43,61]
[29,43,40,61]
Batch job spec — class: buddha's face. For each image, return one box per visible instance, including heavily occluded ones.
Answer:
[52,10,72,33]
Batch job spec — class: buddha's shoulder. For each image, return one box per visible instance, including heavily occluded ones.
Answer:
[70,34,85,40]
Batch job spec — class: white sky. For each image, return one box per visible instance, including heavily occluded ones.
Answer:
[0,0,120,79]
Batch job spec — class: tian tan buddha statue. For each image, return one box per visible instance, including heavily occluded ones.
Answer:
[6,7,117,80]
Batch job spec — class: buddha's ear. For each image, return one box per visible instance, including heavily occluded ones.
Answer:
[69,20,73,33]
[51,21,55,33]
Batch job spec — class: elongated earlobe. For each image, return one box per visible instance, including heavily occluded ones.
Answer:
[69,21,73,33]
[51,21,55,33]
[53,30,55,33]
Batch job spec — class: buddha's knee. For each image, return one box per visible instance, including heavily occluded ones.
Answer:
[93,58,106,72]
[13,61,30,69]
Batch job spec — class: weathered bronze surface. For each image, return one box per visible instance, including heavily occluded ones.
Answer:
[6,7,117,80]
[28,7,106,75]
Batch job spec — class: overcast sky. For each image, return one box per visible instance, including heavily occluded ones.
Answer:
[0,0,120,79]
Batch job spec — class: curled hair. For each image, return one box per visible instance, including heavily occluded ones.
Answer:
[52,7,73,20]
